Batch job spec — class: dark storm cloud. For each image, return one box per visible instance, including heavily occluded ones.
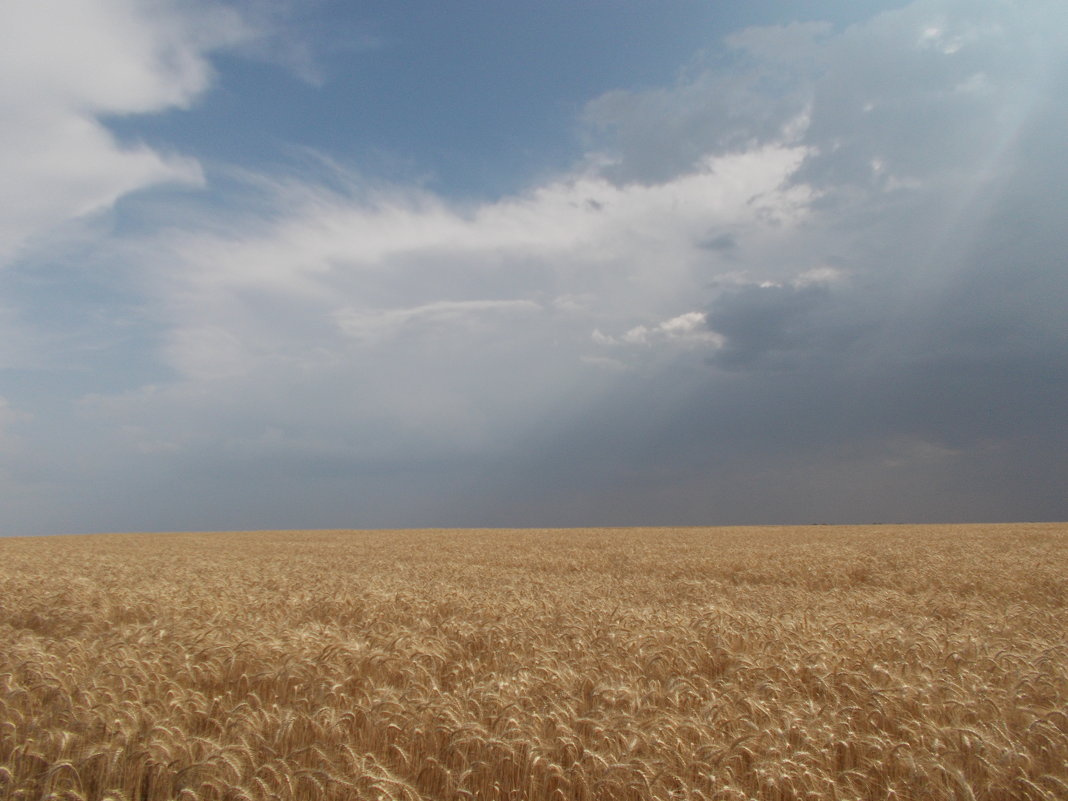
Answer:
[704,283,846,370]
[477,4,1068,526]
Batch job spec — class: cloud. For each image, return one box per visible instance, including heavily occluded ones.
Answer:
[3,0,1068,533]
[0,0,255,266]
[154,142,811,291]
[594,312,724,349]
[74,143,809,479]
[500,0,1068,524]
[126,142,811,395]
[581,23,823,186]
[704,282,846,370]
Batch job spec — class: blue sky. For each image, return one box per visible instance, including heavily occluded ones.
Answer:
[2,0,1066,535]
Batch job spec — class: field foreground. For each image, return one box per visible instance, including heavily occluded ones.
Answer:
[1,524,1066,801]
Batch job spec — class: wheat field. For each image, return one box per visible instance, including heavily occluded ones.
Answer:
[1,524,1066,801]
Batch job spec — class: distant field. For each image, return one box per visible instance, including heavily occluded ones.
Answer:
[1,524,1066,801]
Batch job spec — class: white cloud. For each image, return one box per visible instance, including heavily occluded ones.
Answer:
[62,139,815,475]
[138,142,810,386]
[0,0,254,266]
[164,143,812,292]
[595,312,725,350]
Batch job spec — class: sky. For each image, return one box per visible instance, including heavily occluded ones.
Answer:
[1,0,1066,535]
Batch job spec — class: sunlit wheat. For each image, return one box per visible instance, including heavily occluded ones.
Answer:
[0,524,1065,800]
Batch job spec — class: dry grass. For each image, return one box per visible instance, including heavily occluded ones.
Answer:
[1,523,1066,801]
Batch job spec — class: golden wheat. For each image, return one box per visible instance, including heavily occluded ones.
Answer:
[0,524,1065,800]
